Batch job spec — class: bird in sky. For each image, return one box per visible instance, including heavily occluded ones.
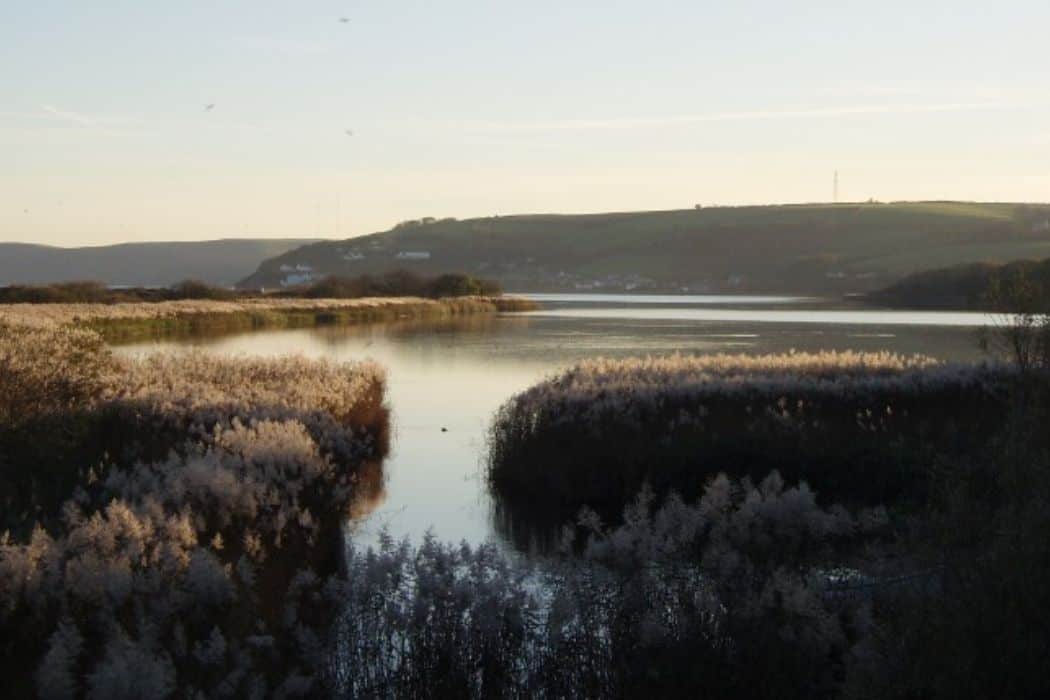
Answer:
[204,103,215,111]
[339,17,350,23]
[345,129,354,137]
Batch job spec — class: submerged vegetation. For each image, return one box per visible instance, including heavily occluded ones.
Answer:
[488,351,1015,519]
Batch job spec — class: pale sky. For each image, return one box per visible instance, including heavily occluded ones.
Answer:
[2,0,1049,246]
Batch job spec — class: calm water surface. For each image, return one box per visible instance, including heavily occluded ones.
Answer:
[117,294,993,551]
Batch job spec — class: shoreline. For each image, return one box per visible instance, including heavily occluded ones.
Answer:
[0,295,539,341]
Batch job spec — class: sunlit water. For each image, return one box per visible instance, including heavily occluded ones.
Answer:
[116,294,993,551]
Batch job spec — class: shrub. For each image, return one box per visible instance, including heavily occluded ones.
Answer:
[0,280,237,305]
[0,281,116,304]
[298,270,502,299]
[165,279,237,301]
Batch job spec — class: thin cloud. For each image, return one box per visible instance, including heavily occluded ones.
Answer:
[41,104,99,127]
[473,102,1006,133]
[228,36,334,56]
[35,105,138,136]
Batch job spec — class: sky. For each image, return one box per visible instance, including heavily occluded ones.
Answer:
[2,0,1049,246]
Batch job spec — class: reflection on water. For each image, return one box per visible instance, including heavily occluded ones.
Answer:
[116,295,992,552]
[524,293,811,305]
[525,306,998,327]
[346,459,388,524]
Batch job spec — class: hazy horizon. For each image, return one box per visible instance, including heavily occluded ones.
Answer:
[5,1,1049,246]
[3,198,1050,249]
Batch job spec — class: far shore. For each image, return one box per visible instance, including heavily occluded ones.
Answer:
[0,295,539,341]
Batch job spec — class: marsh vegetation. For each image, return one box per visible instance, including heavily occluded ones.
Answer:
[0,294,536,343]
[0,321,390,697]
[3,293,1050,698]
[487,351,1015,520]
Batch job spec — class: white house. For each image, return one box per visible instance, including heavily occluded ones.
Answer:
[395,251,431,260]
[280,273,316,287]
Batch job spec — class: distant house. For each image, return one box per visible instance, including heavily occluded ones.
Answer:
[279,263,314,275]
[343,251,365,261]
[395,251,431,261]
[280,273,316,287]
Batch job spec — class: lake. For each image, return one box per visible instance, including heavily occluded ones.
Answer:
[117,294,997,551]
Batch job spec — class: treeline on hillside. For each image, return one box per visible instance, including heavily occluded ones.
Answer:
[0,280,238,304]
[0,271,502,304]
[871,257,1050,310]
[285,270,501,299]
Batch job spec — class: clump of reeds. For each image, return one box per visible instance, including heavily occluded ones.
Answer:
[0,322,391,697]
[0,294,537,341]
[488,351,1017,519]
[333,471,889,699]
[0,271,503,305]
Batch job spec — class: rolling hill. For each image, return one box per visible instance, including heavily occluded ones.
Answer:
[0,239,319,287]
[238,202,1050,295]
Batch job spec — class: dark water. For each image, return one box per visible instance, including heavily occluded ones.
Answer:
[117,294,994,550]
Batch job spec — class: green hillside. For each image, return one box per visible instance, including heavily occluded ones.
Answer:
[239,202,1050,294]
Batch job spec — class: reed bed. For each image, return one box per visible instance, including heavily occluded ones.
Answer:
[488,351,1018,518]
[332,473,889,699]
[0,295,538,340]
[0,322,391,697]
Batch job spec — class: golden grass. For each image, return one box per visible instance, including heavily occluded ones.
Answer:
[0,295,539,339]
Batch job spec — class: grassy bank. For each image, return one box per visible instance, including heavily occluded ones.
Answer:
[0,295,538,341]
[488,351,1017,520]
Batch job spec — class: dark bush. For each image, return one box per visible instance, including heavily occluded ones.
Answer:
[0,280,238,304]
[298,270,501,299]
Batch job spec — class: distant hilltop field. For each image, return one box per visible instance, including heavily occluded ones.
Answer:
[0,239,319,288]
[239,202,1050,295]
